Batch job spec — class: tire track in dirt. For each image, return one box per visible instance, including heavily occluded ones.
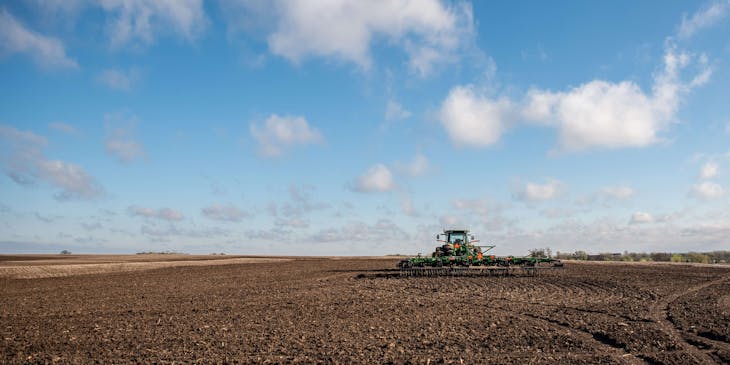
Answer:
[683,332,730,355]
[440,278,660,364]
[488,304,648,365]
[650,274,730,365]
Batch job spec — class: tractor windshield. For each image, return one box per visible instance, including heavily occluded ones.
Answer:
[448,232,467,244]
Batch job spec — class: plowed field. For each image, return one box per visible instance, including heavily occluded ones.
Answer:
[1,257,729,364]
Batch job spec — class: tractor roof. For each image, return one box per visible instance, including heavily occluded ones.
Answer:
[444,229,469,234]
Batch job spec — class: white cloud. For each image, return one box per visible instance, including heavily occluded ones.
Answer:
[692,181,725,199]
[439,36,712,152]
[0,125,103,200]
[514,179,562,202]
[384,100,412,121]
[96,67,141,91]
[128,206,184,221]
[0,10,77,69]
[224,0,475,76]
[104,112,145,163]
[700,161,719,179]
[601,186,635,200]
[99,0,207,48]
[524,81,662,149]
[523,44,710,151]
[352,164,395,193]
[439,85,512,147]
[678,0,730,39]
[250,114,323,157]
[201,204,251,222]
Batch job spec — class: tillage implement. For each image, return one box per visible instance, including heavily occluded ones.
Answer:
[397,229,563,277]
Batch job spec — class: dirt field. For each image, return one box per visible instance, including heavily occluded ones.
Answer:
[0,255,291,279]
[1,257,729,364]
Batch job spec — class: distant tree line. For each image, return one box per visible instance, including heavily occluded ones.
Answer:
[553,250,730,264]
[528,247,553,258]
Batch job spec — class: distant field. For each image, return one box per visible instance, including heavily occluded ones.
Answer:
[0,254,290,279]
[1,257,728,364]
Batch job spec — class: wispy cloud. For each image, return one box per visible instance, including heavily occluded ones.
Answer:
[395,154,430,177]
[384,99,411,121]
[678,0,730,39]
[140,223,228,240]
[96,67,141,91]
[600,186,635,200]
[48,122,79,135]
[128,206,184,221]
[201,204,251,222]
[279,185,330,218]
[700,161,719,179]
[308,219,407,244]
[0,125,103,200]
[104,112,145,163]
[0,10,77,69]
[100,0,208,49]
[629,211,654,224]
[691,181,725,199]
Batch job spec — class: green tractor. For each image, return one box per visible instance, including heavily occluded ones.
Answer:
[397,229,562,276]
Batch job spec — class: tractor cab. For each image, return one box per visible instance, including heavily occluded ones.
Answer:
[441,230,470,245]
[434,229,487,258]
[437,229,476,248]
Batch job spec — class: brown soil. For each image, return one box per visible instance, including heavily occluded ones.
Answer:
[0,255,291,279]
[1,258,728,364]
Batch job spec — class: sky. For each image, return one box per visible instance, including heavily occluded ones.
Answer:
[1,0,729,256]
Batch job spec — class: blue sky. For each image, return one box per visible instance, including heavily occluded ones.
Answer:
[1,0,729,255]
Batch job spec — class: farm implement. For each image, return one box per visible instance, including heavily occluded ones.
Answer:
[397,229,563,277]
